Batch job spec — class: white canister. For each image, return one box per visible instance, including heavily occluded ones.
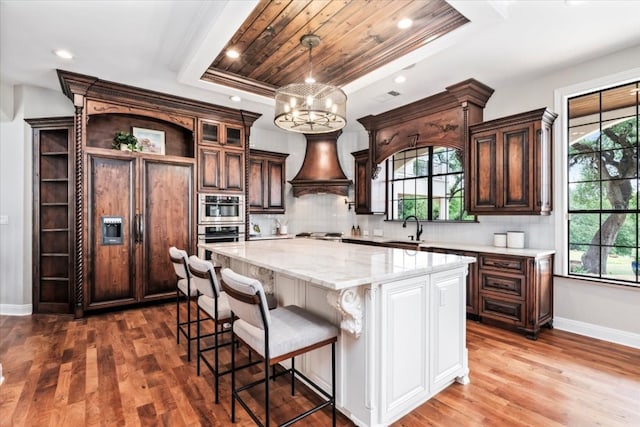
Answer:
[507,231,525,249]
[493,233,507,247]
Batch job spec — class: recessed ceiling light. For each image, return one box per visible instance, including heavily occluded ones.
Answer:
[230,95,241,102]
[398,18,413,29]
[226,49,240,59]
[53,49,73,59]
[394,75,406,84]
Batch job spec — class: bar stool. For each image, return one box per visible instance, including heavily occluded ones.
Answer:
[187,255,234,403]
[221,267,338,427]
[169,246,198,361]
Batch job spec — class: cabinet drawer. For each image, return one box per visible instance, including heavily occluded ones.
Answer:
[479,271,524,298]
[480,295,524,326]
[479,255,525,273]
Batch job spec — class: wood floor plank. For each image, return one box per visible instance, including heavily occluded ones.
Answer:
[1,303,639,427]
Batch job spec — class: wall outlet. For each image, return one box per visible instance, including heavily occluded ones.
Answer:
[363,230,369,236]
[0,215,8,225]
[373,229,383,236]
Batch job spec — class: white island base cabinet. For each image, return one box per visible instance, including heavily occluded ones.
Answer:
[223,257,469,427]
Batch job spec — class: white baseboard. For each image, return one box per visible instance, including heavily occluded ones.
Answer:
[0,303,32,316]
[554,317,640,349]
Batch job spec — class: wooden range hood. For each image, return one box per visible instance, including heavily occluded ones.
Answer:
[289,131,353,197]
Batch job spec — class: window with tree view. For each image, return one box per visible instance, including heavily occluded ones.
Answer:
[568,80,639,285]
[387,146,474,222]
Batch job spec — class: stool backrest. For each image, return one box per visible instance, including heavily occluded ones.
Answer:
[169,246,189,280]
[221,268,270,330]
[188,255,220,298]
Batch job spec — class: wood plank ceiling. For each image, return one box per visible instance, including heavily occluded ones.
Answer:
[201,0,469,98]
[568,82,640,119]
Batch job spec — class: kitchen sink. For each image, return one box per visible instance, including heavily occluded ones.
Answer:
[383,240,422,249]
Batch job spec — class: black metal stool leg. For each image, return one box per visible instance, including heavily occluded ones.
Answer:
[176,291,180,344]
[291,357,295,395]
[265,356,270,427]
[332,342,336,427]
[186,294,191,361]
[196,303,201,376]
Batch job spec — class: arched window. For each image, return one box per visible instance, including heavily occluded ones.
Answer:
[386,146,474,222]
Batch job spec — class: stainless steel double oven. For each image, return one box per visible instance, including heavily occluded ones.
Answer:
[197,194,245,261]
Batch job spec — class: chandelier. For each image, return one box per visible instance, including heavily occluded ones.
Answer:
[274,34,347,134]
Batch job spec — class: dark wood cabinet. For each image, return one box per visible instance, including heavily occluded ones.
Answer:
[198,147,244,192]
[198,118,246,193]
[477,253,553,339]
[467,108,557,215]
[200,119,244,148]
[249,149,288,213]
[351,149,385,215]
[28,118,75,314]
[86,153,194,309]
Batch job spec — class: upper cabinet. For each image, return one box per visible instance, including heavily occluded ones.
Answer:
[200,119,244,148]
[198,119,247,193]
[466,108,557,215]
[351,149,385,215]
[249,149,289,214]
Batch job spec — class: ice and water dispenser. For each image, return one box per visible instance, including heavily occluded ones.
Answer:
[101,216,124,245]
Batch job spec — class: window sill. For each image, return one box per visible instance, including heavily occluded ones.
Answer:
[554,274,640,290]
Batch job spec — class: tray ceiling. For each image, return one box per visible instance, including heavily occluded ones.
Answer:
[201,0,468,97]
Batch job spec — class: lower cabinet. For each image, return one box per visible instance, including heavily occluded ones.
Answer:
[477,253,553,339]
[86,153,194,309]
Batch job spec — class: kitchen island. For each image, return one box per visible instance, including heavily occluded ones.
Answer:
[200,239,474,427]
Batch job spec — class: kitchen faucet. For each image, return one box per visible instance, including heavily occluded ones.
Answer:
[402,215,423,241]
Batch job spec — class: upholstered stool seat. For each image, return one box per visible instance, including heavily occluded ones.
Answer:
[221,267,338,427]
[234,304,337,362]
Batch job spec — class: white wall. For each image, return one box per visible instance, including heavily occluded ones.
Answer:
[0,84,72,314]
[1,46,638,348]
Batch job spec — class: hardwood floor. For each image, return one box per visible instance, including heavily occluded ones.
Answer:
[1,302,639,426]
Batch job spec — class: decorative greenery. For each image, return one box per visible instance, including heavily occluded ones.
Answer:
[112,131,140,151]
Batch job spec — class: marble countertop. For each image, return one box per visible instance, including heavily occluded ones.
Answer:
[341,236,555,258]
[248,234,294,241]
[200,238,474,291]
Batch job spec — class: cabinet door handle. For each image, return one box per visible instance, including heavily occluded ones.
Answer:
[134,214,142,243]
[134,214,139,242]
[138,215,144,242]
